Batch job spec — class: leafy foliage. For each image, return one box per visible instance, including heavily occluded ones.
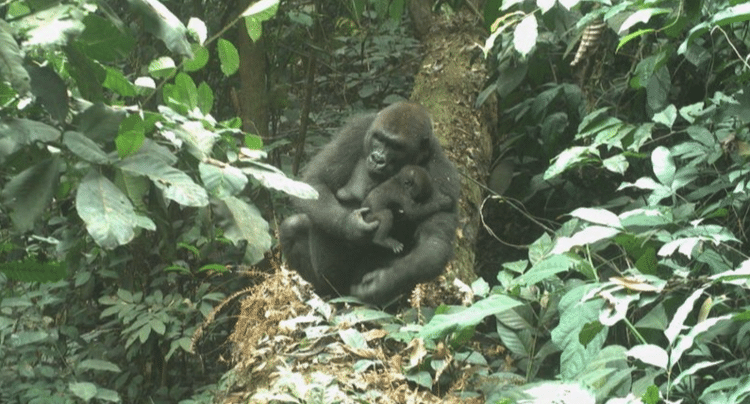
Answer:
[0,0,319,402]
[471,0,750,401]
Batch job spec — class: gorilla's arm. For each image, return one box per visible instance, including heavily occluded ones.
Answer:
[350,211,458,304]
[294,115,379,242]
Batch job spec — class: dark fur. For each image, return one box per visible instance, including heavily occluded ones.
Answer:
[280,102,460,304]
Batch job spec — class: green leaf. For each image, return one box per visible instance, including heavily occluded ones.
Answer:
[150,318,166,335]
[170,120,219,159]
[199,162,248,198]
[148,56,176,78]
[0,259,67,283]
[570,207,622,228]
[0,19,31,95]
[618,8,671,34]
[78,359,122,373]
[218,39,239,76]
[0,118,61,144]
[241,160,318,199]
[627,344,668,369]
[419,294,522,340]
[187,17,207,44]
[76,170,144,248]
[118,153,209,207]
[103,66,136,97]
[339,328,367,349]
[616,28,654,52]
[183,44,209,72]
[174,72,199,110]
[664,287,705,345]
[579,321,605,348]
[69,382,97,401]
[64,131,113,165]
[218,196,272,264]
[116,114,145,158]
[602,154,628,174]
[76,14,135,62]
[651,146,675,186]
[513,14,538,57]
[652,104,677,128]
[25,63,69,122]
[551,225,620,253]
[1,158,61,231]
[197,81,213,115]
[544,146,598,180]
[551,284,606,379]
[127,0,193,58]
[679,3,750,54]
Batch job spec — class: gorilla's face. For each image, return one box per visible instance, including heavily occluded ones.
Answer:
[363,103,432,178]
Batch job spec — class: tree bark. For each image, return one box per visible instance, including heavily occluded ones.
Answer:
[409,13,496,285]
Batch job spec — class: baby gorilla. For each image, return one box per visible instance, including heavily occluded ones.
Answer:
[340,165,452,253]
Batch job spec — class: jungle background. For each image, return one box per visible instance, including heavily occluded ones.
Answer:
[2,0,750,403]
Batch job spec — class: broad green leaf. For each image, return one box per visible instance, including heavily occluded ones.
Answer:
[419,294,522,339]
[76,170,142,249]
[570,207,622,228]
[558,0,580,10]
[513,14,538,57]
[664,287,705,345]
[218,38,239,76]
[197,81,213,115]
[537,0,555,13]
[241,161,318,199]
[25,63,69,122]
[127,0,193,58]
[187,17,207,44]
[25,17,85,47]
[0,259,67,283]
[148,56,176,78]
[679,3,750,54]
[651,146,675,186]
[169,120,219,159]
[552,226,620,254]
[339,328,367,349]
[544,146,598,180]
[78,359,122,373]
[199,162,248,198]
[515,254,576,285]
[602,154,628,174]
[69,382,97,401]
[551,284,606,379]
[118,153,209,207]
[652,105,677,128]
[103,66,136,97]
[218,196,272,264]
[0,118,61,144]
[64,131,113,164]
[116,114,145,158]
[183,44,209,72]
[175,72,199,110]
[1,158,61,231]
[670,315,730,368]
[618,8,671,34]
[0,19,31,95]
[672,360,723,388]
[616,28,654,52]
[76,14,135,62]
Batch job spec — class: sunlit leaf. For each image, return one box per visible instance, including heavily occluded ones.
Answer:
[513,14,538,57]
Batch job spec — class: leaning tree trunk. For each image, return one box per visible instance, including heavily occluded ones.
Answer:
[409,12,496,285]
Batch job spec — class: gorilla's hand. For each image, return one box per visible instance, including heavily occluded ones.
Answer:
[342,207,378,242]
[350,268,397,304]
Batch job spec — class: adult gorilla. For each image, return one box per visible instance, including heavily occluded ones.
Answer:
[280,102,460,304]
